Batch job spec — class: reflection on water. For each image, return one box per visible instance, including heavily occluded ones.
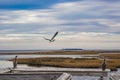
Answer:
[0,54,98,60]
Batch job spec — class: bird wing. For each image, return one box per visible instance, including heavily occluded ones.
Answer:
[51,32,58,40]
[43,37,51,41]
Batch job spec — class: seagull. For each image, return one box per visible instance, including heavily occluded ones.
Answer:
[43,31,58,43]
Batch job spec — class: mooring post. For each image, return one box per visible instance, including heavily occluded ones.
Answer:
[13,56,18,69]
[102,58,106,71]
[98,76,104,80]
[8,67,13,73]
[98,58,107,80]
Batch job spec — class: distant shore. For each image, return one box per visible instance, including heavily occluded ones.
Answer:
[0,50,98,55]
[0,50,120,55]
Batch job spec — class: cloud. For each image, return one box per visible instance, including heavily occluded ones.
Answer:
[0,32,119,50]
[0,32,119,42]
[0,10,64,25]
[60,32,120,42]
[0,29,15,34]
[0,0,120,49]
[0,0,81,10]
[0,0,120,33]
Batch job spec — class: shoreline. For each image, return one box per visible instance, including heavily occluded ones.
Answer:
[0,50,120,55]
[0,51,98,55]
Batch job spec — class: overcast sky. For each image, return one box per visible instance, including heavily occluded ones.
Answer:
[0,0,120,50]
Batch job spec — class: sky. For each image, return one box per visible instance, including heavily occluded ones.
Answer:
[0,0,120,50]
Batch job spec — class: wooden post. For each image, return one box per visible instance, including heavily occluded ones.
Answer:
[102,58,106,71]
[99,58,107,80]
[13,56,18,69]
[98,76,104,80]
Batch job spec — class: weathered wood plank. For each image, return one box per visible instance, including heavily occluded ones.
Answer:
[109,74,120,80]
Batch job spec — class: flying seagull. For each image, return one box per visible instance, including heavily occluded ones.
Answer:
[44,31,58,43]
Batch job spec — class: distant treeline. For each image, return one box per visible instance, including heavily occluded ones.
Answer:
[61,48,83,51]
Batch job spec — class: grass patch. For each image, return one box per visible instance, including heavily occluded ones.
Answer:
[16,57,120,69]
[10,52,120,69]
[100,54,120,59]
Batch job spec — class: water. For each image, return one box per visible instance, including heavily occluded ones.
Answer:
[0,55,82,60]
[0,60,13,73]
[0,50,54,53]
[0,60,13,69]
[0,54,98,60]
[0,60,119,80]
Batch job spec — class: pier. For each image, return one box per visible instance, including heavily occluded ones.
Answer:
[0,68,110,80]
[0,73,60,80]
[12,70,108,77]
[109,73,120,80]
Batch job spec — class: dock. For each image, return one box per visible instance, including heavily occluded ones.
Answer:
[2,68,109,77]
[0,73,60,80]
[2,68,119,80]
[56,73,71,80]
[13,70,108,77]
[109,73,120,80]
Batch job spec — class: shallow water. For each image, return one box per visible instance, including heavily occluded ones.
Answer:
[0,60,13,69]
[0,61,110,80]
[0,54,98,60]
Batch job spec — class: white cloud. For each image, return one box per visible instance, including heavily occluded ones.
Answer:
[0,32,119,50]
[0,0,120,49]
[97,19,120,27]
[0,29,15,33]
[0,32,119,42]
[0,0,120,33]
[0,10,64,25]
